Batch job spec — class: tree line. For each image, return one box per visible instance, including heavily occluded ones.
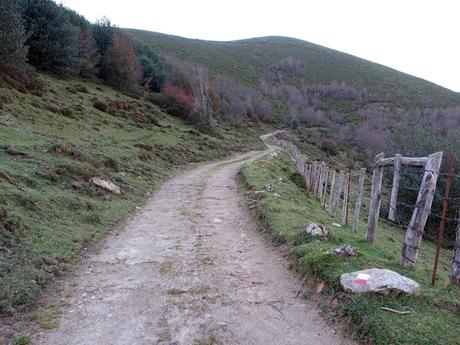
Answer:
[0,0,274,132]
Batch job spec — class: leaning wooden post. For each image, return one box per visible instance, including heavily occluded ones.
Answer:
[314,164,322,198]
[352,168,366,232]
[328,170,336,212]
[305,164,311,190]
[322,168,329,208]
[400,152,443,269]
[388,154,402,221]
[309,163,317,190]
[365,153,385,245]
[342,171,351,224]
[329,170,345,217]
[317,162,327,199]
[451,212,460,285]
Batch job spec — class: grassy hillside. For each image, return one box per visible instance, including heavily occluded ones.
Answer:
[129,30,460,108]
[0,73,264,315]
[239,149,459,345]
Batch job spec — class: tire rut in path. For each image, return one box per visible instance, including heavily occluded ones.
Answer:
[34,147,355,345]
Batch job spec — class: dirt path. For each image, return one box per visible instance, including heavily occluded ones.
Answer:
[32,144,354,345]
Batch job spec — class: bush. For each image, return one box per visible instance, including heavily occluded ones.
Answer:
[321,139,339,155]
[152,82,195,118]
[93,100,108,112]
[216,75,273,122]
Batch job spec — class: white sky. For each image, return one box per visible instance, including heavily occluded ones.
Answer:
[60,0,460,92]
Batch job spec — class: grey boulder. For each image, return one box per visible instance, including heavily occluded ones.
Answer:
[340,268,420,295]
[306,223,328,237]
[329,245,357,257]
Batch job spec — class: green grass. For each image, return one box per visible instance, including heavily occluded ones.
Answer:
[129,30,460,108]
[239,151,460,345]
[166,288,185,296]
[13,334,31,345]
[0,72,265,315]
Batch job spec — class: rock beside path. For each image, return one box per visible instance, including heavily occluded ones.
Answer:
[306,223,328,237]
[340,268,420,295]
[329,245,357,257]
[90,177,121,194]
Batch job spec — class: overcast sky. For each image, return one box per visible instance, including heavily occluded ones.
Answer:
[60,0,460,92]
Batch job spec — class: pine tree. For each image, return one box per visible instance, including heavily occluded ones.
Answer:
[0,0,28,73]
[23,0,79,75]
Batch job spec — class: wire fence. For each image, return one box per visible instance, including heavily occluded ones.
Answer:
[275,135,460,285]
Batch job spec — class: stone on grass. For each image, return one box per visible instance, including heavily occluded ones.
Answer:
[340,268,420,295]
[90,177,121,194]
[306,223,328,237]
[329,245,357,257]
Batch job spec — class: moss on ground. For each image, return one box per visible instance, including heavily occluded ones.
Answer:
[0,73,265,315]
[239,151,460,345]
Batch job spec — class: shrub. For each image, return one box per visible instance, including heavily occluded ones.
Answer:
[93,100,108,112]
[271,56,304,77]
[216,75,273,122]
[153,82,195,117]
[321,139,339,155]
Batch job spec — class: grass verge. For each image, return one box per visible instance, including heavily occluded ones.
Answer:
[239,151,460,345]
[0,72,265,316]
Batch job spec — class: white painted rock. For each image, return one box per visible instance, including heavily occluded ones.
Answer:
[329,245,357,257]
[90,177,121,194]
[306,223,328,237]
[340,268,420,295]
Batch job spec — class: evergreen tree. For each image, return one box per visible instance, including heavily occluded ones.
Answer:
[23,0,78,75]
[0,0,28,73]
[136,43,165,92]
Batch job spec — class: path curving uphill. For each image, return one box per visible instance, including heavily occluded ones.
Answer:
[34,140,354,345]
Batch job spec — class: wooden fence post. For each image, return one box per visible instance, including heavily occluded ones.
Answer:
[323,168,329,208]
[305,164,311,190]
[365,153,385,245]
[310,163,317,190]
[329,170,345,217]
[342,171,351,224]
[317,162,327,199]
[314,164,322,198]
[432,155,455,285]
[328,170,336,212]
[400,152,443,269]
[451,212,460,285]
[352,168,366,233]
[389,154,401,221]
